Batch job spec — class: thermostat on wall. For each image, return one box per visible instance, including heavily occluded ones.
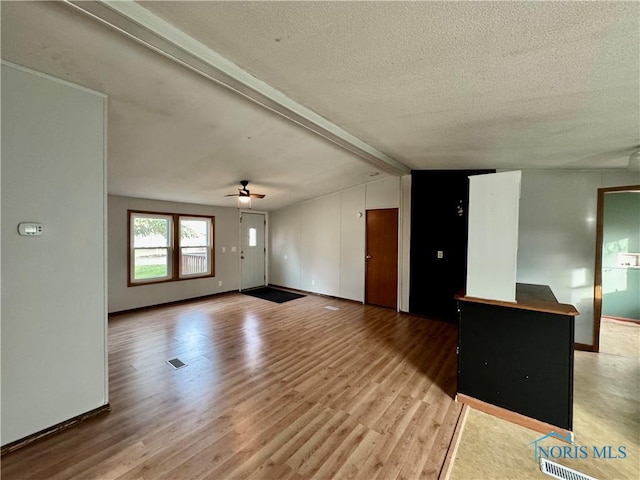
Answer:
[18,223,44,236]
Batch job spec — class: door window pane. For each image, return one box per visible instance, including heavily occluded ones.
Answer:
[249,228,257,247]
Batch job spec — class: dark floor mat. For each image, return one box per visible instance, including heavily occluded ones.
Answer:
[242,287,306,304]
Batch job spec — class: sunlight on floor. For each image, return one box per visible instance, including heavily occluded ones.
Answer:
[600,317,640,358]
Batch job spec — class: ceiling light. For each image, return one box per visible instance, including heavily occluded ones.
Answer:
[238,195,251,209]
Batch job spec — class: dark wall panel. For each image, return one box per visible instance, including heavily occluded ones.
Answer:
[409,170,494,321]
[457,301,574,430]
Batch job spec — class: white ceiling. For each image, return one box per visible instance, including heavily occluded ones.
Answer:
[2,1,638,210]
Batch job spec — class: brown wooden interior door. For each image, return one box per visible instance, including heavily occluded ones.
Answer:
[366,208,399,308]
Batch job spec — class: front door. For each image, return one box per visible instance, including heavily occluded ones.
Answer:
[240,212,265,290]
[366,208,398,308]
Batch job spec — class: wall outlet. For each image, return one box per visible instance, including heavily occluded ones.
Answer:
[218,280,222,287]
[311,279,315,286]
[222,246,226,253]
[437,250,444,259]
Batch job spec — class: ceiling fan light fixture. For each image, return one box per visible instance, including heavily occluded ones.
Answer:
[225,181,264,206]
[238,195,251,209]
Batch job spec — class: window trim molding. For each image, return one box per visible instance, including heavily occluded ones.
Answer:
[127,209,215,287]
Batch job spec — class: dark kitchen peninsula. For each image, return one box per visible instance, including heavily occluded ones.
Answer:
[455,283,579,438]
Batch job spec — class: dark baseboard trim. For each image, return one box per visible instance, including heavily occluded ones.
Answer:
[109,290,238,317]
[1,403,111,456]
[110,287,366,318]
[575,342,597,352]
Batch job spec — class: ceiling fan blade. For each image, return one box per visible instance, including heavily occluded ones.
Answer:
[224,193,240,197]
[249,193,266,198]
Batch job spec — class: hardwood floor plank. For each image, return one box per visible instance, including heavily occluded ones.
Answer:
[284,409,352,475]
[2,293,460,480]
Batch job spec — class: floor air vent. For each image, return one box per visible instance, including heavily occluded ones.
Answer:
[167,358,187,369]
[540,459,597,480]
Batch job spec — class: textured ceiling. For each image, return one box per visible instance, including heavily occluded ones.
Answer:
[143,0,640,170]
[1,1,387,210]
[2,1,639,210]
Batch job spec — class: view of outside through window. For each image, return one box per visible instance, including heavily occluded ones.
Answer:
[180,218,210,276]
[131,213,213,283]
[133,215,171,280]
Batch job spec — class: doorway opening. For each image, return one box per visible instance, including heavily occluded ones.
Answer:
[593,185,640,352]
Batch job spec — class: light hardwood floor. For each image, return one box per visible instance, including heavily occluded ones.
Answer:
[2,292,462,480]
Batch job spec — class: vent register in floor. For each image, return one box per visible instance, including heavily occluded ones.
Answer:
[540,459,598,480]
[167,358,186,369]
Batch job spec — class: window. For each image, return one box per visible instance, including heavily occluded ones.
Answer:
[179,217,212,278]
[129,210,214,285]
[131,213,172,282]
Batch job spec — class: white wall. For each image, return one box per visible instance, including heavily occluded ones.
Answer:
[340,185,366,301]
[517,170,640,346]
[108,195,241,312]
[400,175,412,312]
[270,203,303,289]
[1,63,107,445]
[269,177,401,303]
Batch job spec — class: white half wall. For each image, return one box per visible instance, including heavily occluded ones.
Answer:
[466,171,521,302]
[517,170,640,346]
[1,63,107,445]
[108,195,241,312]
[269,177,402,304]
[400,175,412,312]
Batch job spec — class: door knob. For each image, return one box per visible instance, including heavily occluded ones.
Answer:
[241,256,245,259]
[366,255,372,259]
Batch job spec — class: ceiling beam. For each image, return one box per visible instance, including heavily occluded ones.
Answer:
[65,0,411,176]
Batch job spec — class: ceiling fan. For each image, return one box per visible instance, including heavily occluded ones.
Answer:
[225,181,265,206]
